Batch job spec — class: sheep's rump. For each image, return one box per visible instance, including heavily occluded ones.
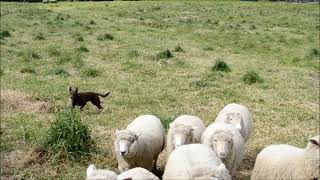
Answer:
[163,144,225,179]
[215,103,252,142]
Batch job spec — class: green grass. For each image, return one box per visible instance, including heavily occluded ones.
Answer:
[20,67,36,74]
[174,43,184,52]
[43,108,95,161]
[0,30,11,39]
[211,59,231,72]
[156,49,173,60]
[97,33,114,41]
[0,1,319,179]
[82,68,100,77]
[77,45,89,53]
[242,70,264,85]
[49,67,70,77]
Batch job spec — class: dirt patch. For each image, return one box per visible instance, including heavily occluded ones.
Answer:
[1,150,25,180]
[0,90,50,113]
[22,147,48,167]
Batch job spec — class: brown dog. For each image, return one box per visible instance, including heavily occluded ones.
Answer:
[69,87,110,109]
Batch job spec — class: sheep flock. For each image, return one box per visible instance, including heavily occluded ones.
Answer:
[87,103,320,180]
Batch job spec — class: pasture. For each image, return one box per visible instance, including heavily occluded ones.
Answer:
[0,1,319,179]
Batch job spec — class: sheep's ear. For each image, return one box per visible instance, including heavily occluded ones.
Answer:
[75,87,78,93]
[309,136,320,147]
[69,87,72,92]
[115,129,120,136]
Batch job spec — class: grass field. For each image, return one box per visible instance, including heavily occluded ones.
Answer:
[0,1,319,179]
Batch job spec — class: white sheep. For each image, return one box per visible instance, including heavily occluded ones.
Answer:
[86,164,117,180]
[166,115,206,155]
[114,114,165,173]
[251,135,320,179]
[163,144,231,180]
[86,164,159,180]
[215,103,252,142]
[118,167,159,180]
[201,122,245,175]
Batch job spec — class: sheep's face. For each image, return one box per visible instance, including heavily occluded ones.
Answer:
[211,132,233,159]
[115,130,140,158]
[225,113,243,132]
[171,124,195,148]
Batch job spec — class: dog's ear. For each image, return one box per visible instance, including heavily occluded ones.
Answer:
[75,87,78,93]
[69,87,72,92]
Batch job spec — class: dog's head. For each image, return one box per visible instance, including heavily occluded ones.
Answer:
[69,87,79,102]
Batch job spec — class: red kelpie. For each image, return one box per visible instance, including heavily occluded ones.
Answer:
[69,87,110,109]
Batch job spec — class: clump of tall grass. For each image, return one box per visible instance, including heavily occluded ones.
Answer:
[18,49,41,62]
[305,48,320,60]
[211,59,231,72]
[89,20,96,25]
[77,45,89,53]
[49,67,70,77]
[174,44,184,52]
[82,68,100,77]
[0,30,11,39]
[242,70,264,85]
[156,49,173,60]
[97,33,114,41]
[34,33,45,40]
[20,67,36,74]
[42,108,95,160]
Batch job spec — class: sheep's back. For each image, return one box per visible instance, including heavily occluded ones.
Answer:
[215,103,252,141]
[127,115,164,138]
[127,115,165,154]
[163,144,222,179]
[118,167,159,180]
[251,144,305,179]
[172,115,206,141]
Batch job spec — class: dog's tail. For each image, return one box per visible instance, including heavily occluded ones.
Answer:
[97,91,110,97]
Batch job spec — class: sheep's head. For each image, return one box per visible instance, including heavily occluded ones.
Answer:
[211,131,233,159]
[114,129,141,158]
[170,123,197,148]
[225,113,244,133]
[305,135,320,179]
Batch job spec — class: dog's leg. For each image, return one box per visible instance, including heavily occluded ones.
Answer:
[91,98,103,109]
[80,105,85,110]
[96,104,103,109]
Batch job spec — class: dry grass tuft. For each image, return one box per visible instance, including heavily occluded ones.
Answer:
[0,90,50,113]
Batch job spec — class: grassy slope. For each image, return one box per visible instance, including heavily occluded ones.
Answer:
[0,1,319,179]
